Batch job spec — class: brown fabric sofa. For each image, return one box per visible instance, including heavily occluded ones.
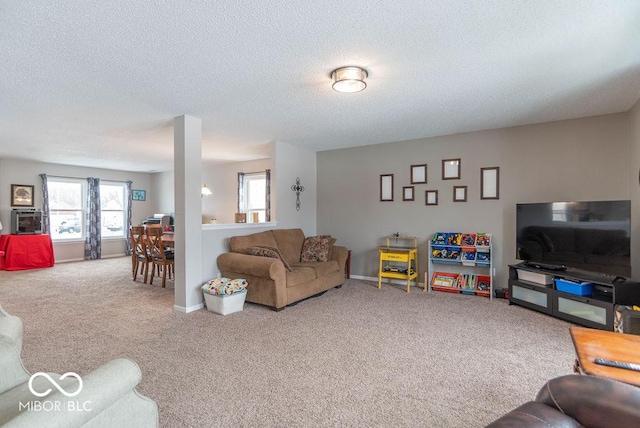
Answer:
[216,229,348,311]
[487,374,640,427]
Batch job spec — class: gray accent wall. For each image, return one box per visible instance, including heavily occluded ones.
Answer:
[318,112,634,289]
[630,100,640,281]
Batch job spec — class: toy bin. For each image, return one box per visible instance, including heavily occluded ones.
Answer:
[430,272,460,293]
[204,290,247,315]
[475,233,491,247]
[475,275,492,297]
[431,232,448,245]
[475,251,491,266]
[431,245,460,263]
[460,233,476,246]
[446,233,462,246]
[555,278,594,297]
[461,248,476,266]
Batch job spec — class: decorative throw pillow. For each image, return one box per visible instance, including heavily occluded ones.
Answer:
[247,246,292,271]
[300,235,333,262]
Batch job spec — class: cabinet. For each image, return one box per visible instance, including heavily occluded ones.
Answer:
[378,236,418,293]
[427,232,494,300]
[508,264,640,331]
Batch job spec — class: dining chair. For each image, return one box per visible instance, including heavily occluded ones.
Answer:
[130,226,151,283]
[146,226,174,288]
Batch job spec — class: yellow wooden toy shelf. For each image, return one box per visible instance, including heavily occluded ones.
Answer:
[377,236,419,293]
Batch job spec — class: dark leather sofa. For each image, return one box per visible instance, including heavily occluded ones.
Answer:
[487,374,640,427]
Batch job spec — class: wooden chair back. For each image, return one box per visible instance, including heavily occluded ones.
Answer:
[146,226,174,287]
[130,226,151,283]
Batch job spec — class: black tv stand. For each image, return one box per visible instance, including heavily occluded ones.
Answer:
[508,264,640,331]
[523,261,566,271]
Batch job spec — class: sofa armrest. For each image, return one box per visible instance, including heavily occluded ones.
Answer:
[0,342,30,395]
[217,252,286,281]
[9,358,158,428]
[536,374,640,427]
[331,245,348,272]
[0,315,23,354]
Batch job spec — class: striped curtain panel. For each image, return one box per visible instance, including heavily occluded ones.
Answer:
[237,172,245,213]
[265,169,271,221]
[84,177,101,260]
[125,180,133,256]
[39,174,51,234]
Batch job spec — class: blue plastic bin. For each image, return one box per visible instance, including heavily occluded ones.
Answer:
[555,278,594,296]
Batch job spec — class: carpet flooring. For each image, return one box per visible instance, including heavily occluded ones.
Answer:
[0,257,577,427]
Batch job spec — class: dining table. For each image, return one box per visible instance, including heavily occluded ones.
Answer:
[162,233,174,248]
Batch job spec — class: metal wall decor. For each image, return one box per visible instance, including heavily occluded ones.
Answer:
[291,177,305,211]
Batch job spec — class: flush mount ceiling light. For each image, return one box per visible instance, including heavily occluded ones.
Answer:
[331,66,368,93]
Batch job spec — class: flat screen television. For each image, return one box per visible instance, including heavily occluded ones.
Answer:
[516,200,631,278]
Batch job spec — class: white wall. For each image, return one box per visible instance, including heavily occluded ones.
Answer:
[202,158,272,224]
[317,112,633,288]
[151,171,175,216]
[0,159,152,262]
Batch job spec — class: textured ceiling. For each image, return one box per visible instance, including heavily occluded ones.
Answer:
[1,1,639,172]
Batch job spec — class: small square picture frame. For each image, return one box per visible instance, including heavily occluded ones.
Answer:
[410,164,427,184]
[453,185,467,202]
[442,158,461,180]
[402,186,415,201]
[425,190,438,206]
[132,189,147,201]
[11,184,34,207]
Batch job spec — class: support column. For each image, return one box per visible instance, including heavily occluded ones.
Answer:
[173,115,204,312]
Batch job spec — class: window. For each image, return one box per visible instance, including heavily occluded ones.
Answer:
[100,182,126,238]
[49,178,85,241]
[552,202,568,222]
[244,173,266,223]
[48,178,127,241]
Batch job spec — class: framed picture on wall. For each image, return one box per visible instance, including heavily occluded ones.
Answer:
[11,184,34,207]
[425,190,438,206]
[453,185,467,202]
[402,186,415,201]
[410,164,427,184]
[442,158,461,180]
[380,174,394,201]
[132,189,147,201]
[481,167,500,200]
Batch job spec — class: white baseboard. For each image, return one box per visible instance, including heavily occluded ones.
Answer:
[55,258,85,264]
[174,303,204,313]
[56,254,126,264]
[102,253,126,259]
[350,274,424,288]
